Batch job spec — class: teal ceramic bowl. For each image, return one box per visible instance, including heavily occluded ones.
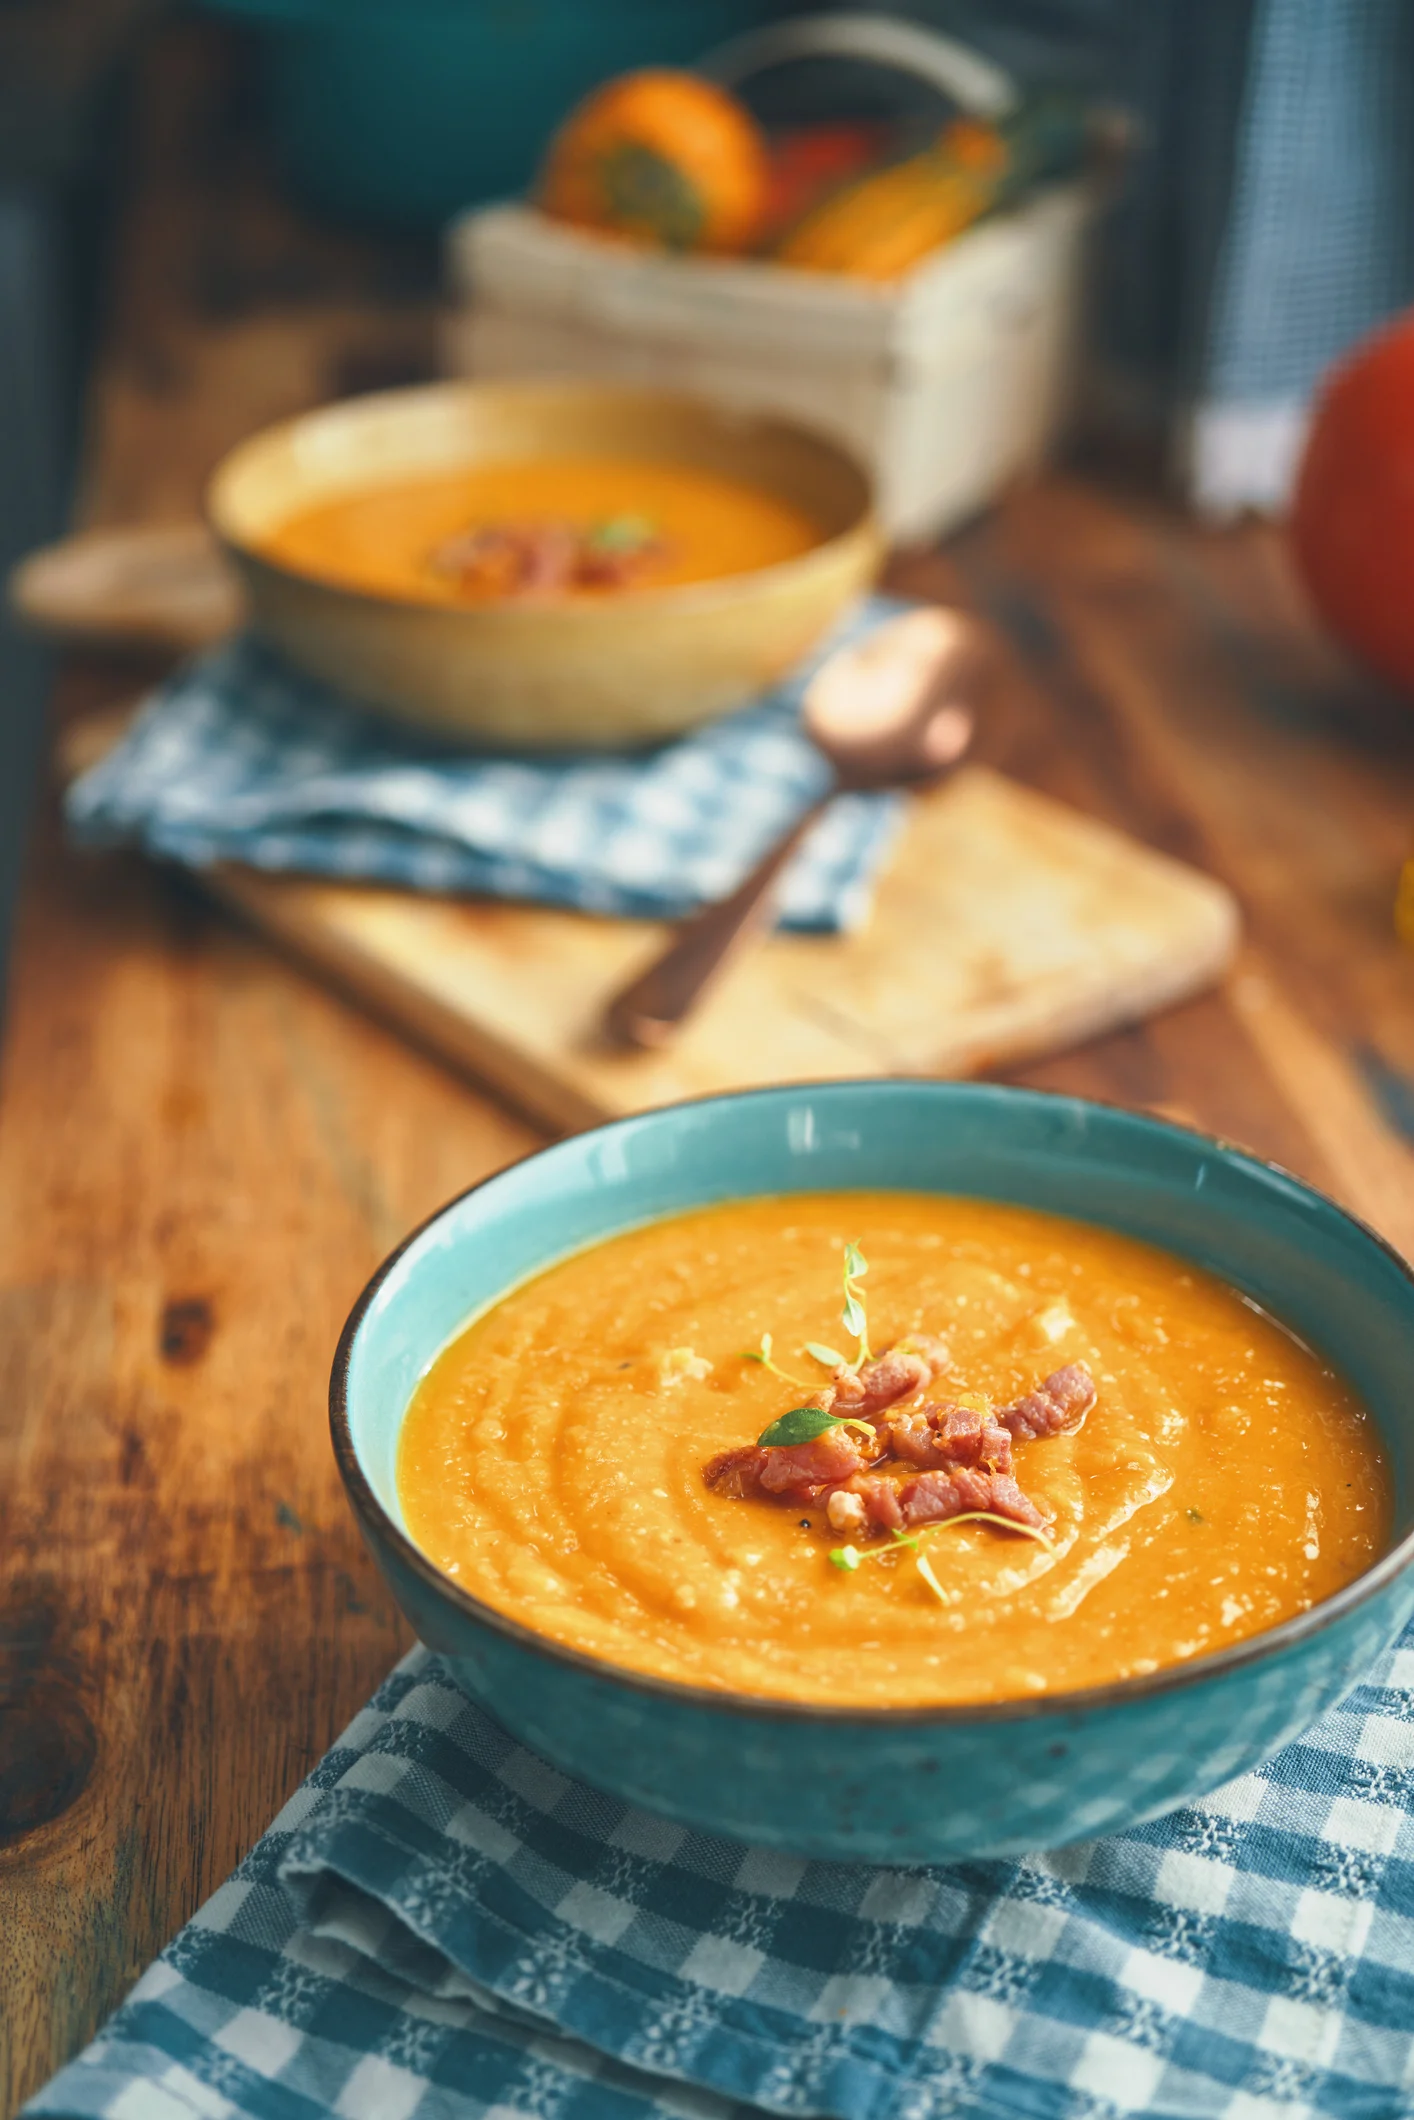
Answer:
[331,1082,1414,1864]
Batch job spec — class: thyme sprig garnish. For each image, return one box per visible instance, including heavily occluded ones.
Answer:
[841,1241,871,1366]
[745,1240,873,1429]
[743,1242,868,1391]
[739,1332,806,1389]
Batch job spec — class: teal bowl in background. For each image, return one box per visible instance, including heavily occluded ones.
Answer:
[207,0,772,227]
[330,1081,1414,1864]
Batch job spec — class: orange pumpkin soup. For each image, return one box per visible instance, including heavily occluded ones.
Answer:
[257,457,821,605]
[396,1194,1391,1707]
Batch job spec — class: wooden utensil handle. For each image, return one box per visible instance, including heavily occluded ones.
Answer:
[8,522,241,653]
[604,794,831,1050]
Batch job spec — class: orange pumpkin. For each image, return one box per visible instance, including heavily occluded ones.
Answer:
[539,69,769,255]
[1292,310,1414,696]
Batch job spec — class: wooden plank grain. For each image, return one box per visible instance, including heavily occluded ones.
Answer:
[0,25,530,2110]
[0,809,537,2106]
[915,479,1414,1235]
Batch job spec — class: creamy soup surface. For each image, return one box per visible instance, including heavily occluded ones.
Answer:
[397,1194,1391,1708]
[258,457,821,604]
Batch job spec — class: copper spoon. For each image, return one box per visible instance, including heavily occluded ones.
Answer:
[603,607,988,1050]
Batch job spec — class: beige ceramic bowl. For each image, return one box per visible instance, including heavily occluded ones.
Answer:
[206,381,882,749]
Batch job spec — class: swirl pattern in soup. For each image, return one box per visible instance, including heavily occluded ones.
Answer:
[397,1194,1390,1707]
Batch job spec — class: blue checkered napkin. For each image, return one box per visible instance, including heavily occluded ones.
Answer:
[29,1632,1414,2120]
[63,600,907,934]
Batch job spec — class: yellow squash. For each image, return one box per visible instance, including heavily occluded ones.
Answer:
[775,118,1009,279]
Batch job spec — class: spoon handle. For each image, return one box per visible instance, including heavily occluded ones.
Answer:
[603,794,832,1050]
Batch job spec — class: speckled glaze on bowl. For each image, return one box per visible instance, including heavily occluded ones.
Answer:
[330,1082,1414,1864]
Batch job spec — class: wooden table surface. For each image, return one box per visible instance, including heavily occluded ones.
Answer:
[6,22,1414,2113]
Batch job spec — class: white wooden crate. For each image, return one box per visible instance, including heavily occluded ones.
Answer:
[443,186,1091,545]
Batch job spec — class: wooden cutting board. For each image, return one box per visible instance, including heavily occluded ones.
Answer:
[65,713,1238,1133]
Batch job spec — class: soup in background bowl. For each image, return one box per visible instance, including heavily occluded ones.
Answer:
[259,456,824,605]
[208,381,881,749]
[331,1082,1414,1863]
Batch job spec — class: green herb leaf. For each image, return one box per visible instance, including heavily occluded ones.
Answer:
[829,1545,862,1572]
[804,1341,847,1369]
[1186,1506,1204,1525]
[757,1404,839,1448]
[587,512,656,554]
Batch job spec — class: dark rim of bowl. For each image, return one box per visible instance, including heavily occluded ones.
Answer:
[330,1079,1414,1727]
[207,381,882,623]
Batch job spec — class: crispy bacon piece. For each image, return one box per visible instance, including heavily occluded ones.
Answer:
[898,1466,1048,1533]
[759,1425,870,1498]
[703,1444,767,1500]
[429,517,665,598]
[704,1342,1083,1553]
[828,1461,1049,1539]
[876,1402,1014,1474]
[996,1361,1095,1441]
[705,1424,872,1506]
[827,1474,905,1536]
[828,1334,951,1417]
[907,1332,954,1369]
[936,1408,1014,1469]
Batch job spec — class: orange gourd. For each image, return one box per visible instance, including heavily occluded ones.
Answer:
[1292,310,1414,697]
[539,69,769,255]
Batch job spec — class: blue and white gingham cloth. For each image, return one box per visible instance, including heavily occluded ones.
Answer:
[29,1630,1414,2120]
[63,601,908,934]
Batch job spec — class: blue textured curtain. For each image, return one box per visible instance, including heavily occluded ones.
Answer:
[859,0,1414,513]
[1191,0,1414,512]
